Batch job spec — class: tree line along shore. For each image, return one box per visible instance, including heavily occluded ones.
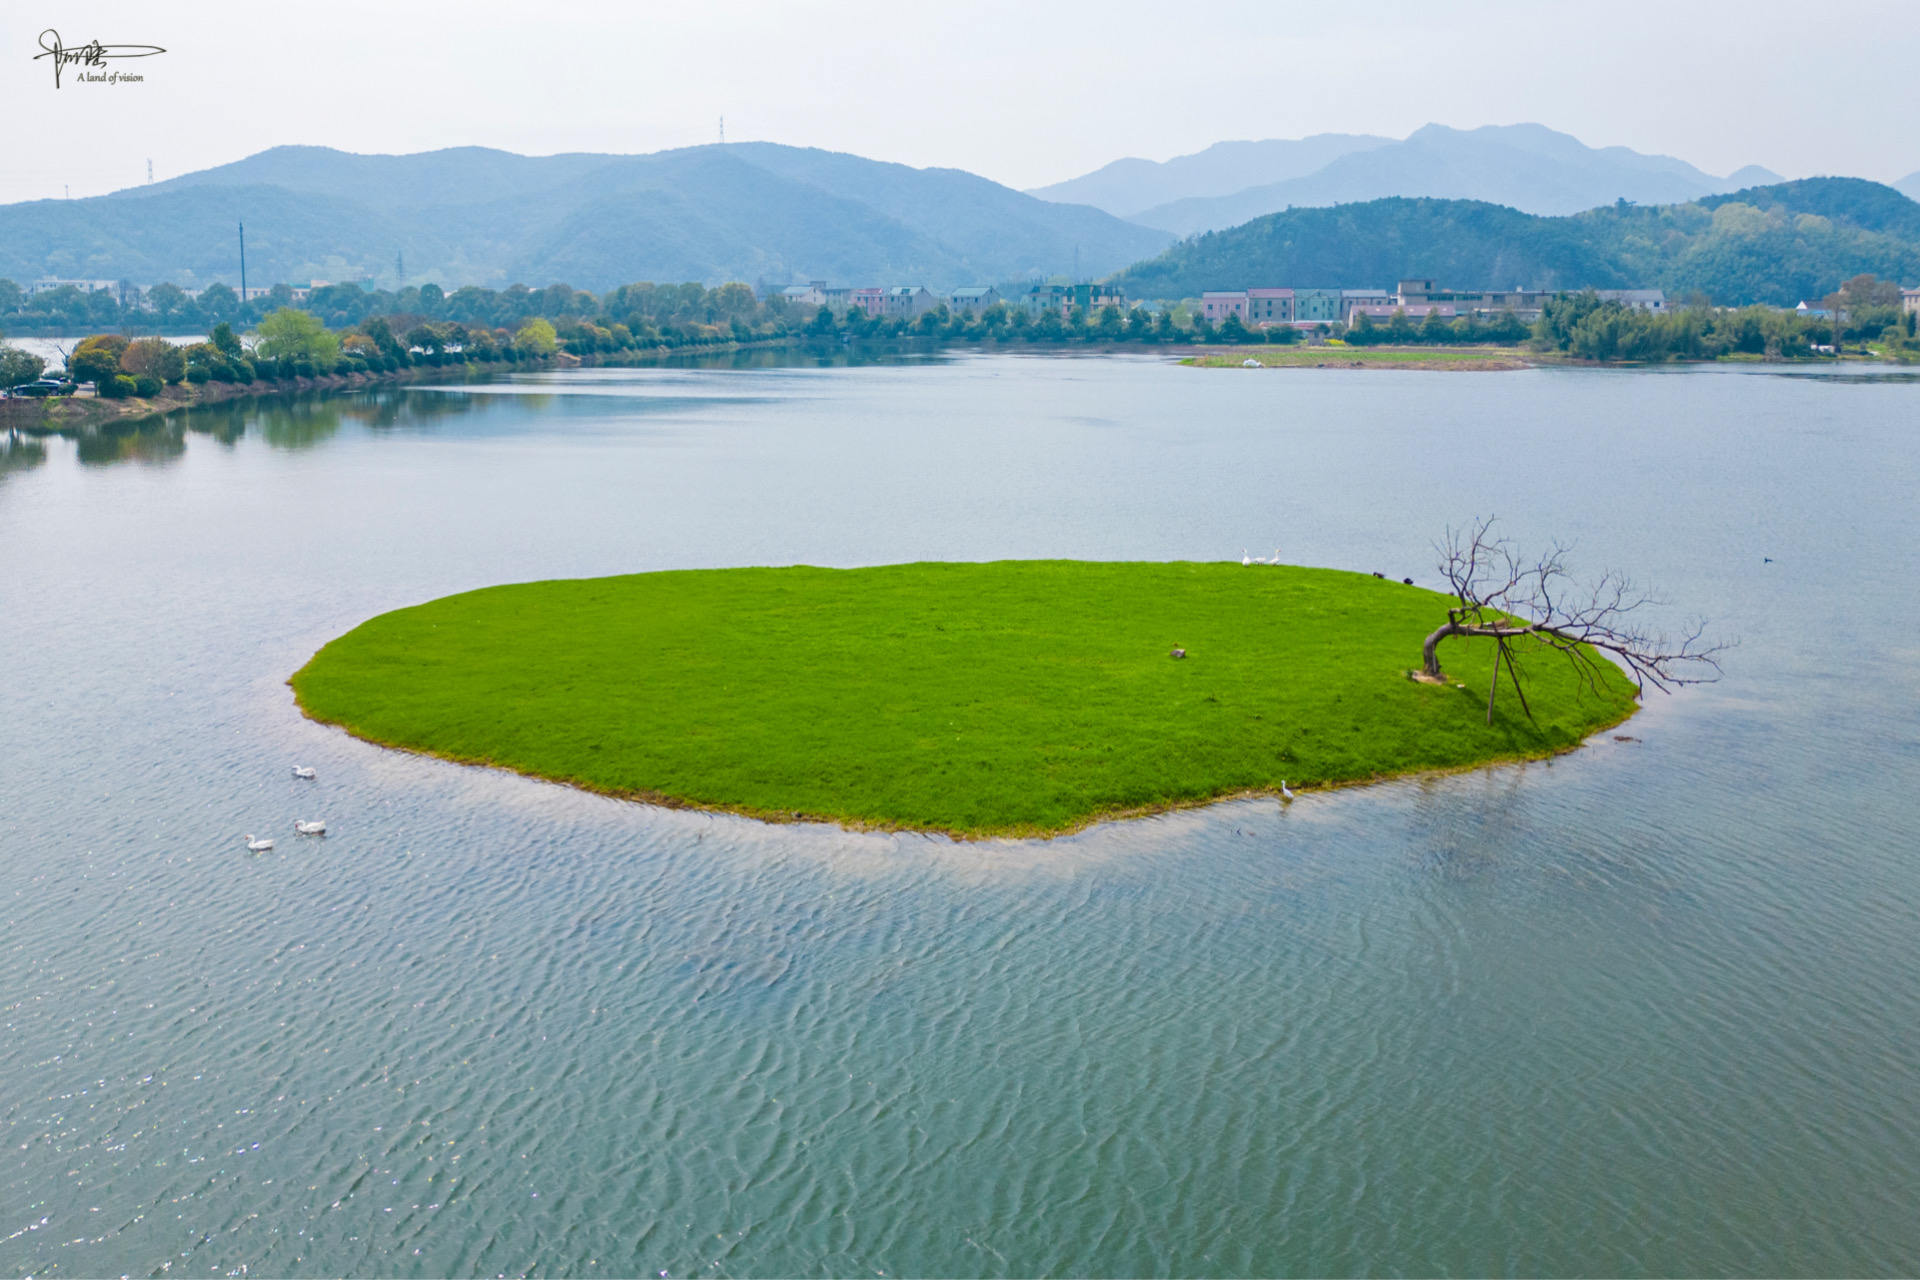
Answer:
[6,273,1918,429]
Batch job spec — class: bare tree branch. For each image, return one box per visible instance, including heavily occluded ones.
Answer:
[1420,517,1728,720]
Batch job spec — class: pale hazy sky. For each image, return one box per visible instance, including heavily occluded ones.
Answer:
[6,0,1918,206]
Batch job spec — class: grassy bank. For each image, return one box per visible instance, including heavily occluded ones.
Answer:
[292,561,1637,838]
[1185,346,1533,371]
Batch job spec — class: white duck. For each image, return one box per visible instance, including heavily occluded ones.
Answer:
[243,834,275,852]
[294,820,327,836]
[292,766,317,780]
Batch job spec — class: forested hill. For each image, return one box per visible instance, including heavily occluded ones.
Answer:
[1109,178,1920,306]
[0,144,1173,292]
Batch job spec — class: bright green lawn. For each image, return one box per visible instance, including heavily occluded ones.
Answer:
[291,561,1637,836]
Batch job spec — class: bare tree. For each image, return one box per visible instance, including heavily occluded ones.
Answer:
[1420,517,1727,724]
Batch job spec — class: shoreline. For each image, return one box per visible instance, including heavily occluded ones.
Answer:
[293,695,1640,842]
[7,338,1891,436]
[0,337,813,434]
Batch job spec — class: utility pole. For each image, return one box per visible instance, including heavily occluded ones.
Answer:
[719,115,725,144]
[147,158,153,183]
[395,250,405,288]
[239,222,247,304]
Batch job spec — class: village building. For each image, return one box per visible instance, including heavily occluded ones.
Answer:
[948,286,1001,314]
[1340,289,1393,322]
[29,277,120,295]
[1200,291,1247,323]
[1595,290,1667,311]
[1291,288,1343,324]
[779,281,828,306]
[884,286,940,316]
[1347,303,1461,325]
[1023,282,1125,317]
[1246,288,1293,326]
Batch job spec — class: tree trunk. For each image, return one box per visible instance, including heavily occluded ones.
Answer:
[1421,621,1461,677]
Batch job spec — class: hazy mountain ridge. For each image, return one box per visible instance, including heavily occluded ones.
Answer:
[1108,177,1920,306]
[2,144,1174,292]
[1024,134,1394,216]
[1038,124,1784,232]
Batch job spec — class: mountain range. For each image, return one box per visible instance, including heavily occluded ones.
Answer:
[1034,124,1787,233]
[4,129,1912,304]
[0,144,1175,293]
[1026,134,1395,217]
[1108,177,1920,306]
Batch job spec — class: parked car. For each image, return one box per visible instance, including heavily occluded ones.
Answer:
[9,378,78,397]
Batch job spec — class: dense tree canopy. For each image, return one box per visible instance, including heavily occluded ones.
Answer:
[1111,178,1920,307]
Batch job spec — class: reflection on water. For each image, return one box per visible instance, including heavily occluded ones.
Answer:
[51,355,946,471]
[25,388,510,469]
[75,416,185,468]
[1,430,47,479]
[183,387,496,451]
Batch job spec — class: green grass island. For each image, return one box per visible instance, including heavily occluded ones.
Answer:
[291,561,1640,838]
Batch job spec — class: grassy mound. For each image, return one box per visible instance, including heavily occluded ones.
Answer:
[291,562,1637,836]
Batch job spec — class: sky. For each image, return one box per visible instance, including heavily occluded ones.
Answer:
[5,0,1919,206]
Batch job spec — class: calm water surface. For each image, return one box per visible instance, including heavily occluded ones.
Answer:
[3,355,1917,1276]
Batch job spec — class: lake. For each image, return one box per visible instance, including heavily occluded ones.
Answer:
[3,353,1917,1276]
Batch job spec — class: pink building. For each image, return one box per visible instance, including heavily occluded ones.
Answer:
[850,288,885,316]
[1201,291,1247,323]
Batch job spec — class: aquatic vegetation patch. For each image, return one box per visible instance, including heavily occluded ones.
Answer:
[291,561,1637,836]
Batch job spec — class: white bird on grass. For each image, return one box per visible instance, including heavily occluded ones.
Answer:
[292,766,316,780]
[243,834,275,852]
[1242,550,1252,566]
[1279,780,1295,802]
[294,820,327,836]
